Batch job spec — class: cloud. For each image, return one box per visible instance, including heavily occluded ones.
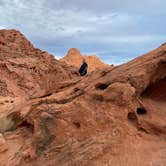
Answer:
[0,25,5,29]
[0,0,166,64]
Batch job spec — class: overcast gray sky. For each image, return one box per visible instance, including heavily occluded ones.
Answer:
[0,0,166,64]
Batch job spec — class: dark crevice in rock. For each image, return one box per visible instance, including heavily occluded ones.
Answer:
[128,112,139,127]
[38,92,53,98]
[95,83,109,90]
[6,111,22,131]
[73,122,81,129]
[18,120,34,133]
[138,127,149,133]
[141,77,166,101]
[137,108,147,115]
[0,111,34,133]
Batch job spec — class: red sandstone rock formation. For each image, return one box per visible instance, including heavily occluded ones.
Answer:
[60,48,111,72]
[0,30,79,99]
[0,30,165,166]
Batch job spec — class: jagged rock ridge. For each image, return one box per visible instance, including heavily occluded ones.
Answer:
[0,29,79,99]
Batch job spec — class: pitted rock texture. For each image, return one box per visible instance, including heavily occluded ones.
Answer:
[0,30,165,166]
[0,30,79,99]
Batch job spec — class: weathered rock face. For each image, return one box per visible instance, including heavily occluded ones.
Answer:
[0,30,79,99]
[0,133,8,153]
[0,30,166,166]
[60,48,111,72]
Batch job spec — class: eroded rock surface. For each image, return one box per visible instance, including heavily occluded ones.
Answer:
[0,30,166,166]
[0,30,79,99]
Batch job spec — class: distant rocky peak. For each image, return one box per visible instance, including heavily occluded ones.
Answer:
[66,48,82,57]
[60,48,110,72]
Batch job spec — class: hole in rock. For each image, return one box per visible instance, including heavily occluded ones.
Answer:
[141,77,166,101]
[73,122,81,129]
[137,107,147,115]
[128,112,138,127]
[73,87,80,92]
[18,120,34,133]
[128,112,137,121]
[95,83,109,90]
[0,112,34,133]
[139,62,166,116]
